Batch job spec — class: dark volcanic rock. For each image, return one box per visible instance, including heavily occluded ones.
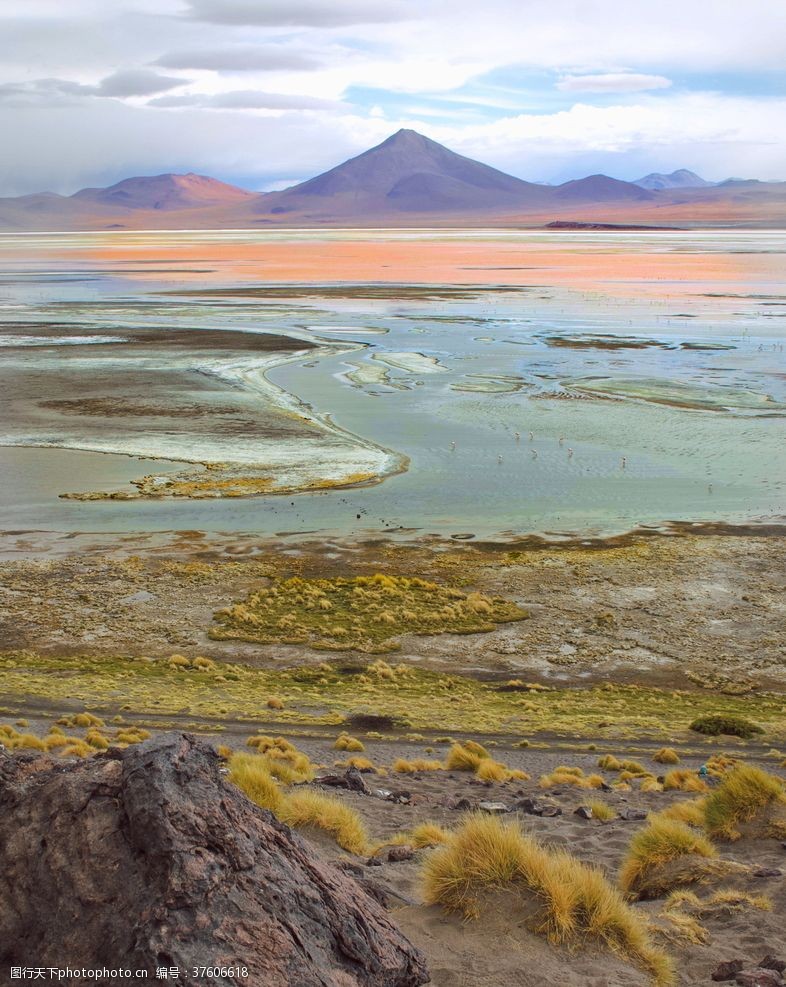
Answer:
[713,959,745,981]
[0,734,429,987]
[735,970,783,987]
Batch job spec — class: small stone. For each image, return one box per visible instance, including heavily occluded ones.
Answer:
[752,868,782,878]
[365,857,383,867]
[760,958,786,975]
[712,960,744,981]
[735,969,783,987]
[452,797,472,811]
[618,808,648,821]
[514,797,561,817]
[344,767,371,795]
[477,801,509,814]
[388,845,414,863]
[574,806,593,820]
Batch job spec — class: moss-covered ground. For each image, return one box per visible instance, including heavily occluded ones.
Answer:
[210,573,529,652]
[1,650,784,743]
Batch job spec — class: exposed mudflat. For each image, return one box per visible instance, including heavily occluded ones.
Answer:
[1,532,783,691]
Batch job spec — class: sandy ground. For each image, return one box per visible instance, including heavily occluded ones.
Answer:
[1,531,783,690]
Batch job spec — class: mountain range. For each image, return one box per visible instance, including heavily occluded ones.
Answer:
[1,129,784,230]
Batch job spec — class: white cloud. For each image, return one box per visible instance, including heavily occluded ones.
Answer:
[556,73,672,93]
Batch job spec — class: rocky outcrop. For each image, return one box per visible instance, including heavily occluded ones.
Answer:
[0,733,429,987]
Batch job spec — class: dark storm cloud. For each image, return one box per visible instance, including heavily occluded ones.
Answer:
[155,46,323,71]
[150,90,344,110]
[185,0,412,28]
[0,70,187,106]
[96,69,188,97]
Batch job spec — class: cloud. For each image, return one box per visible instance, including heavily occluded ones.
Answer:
[184,0,412,28]
[155,46,323,71]
[149,89,344,111]
[96,69,188,97]
[556,73,672,93]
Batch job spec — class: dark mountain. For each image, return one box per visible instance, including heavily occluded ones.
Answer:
[72,172,254,211]
[634,169,711,191]
[256,129,550,217]
[555,175,654,202]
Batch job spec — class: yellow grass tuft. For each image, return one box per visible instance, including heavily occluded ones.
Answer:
[393,758,443,773]
[445,741,489,772]
[266,696,285,710]
[658,799,707,827]
[598,754,622,771]
[475,758,510,783]
[587,799,617,821]
[703,764,786,840]
[228,752,285,813]
[619,815,716,897]
[653,748,680,765]
[410,821,451,848]
[334,733,365,752]
[281,790,370,855]
[421,813,673,985]
[663,770,708,793]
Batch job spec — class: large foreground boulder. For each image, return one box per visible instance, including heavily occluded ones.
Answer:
[0,733,429,987]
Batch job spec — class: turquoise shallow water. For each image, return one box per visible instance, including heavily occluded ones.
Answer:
[0,230,784,540]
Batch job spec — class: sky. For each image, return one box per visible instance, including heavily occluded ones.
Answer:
[1,0,785,196]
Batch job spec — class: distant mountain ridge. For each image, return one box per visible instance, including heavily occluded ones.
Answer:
[72,173,255,211]
[0,130,783,230]
[634,169,711,191]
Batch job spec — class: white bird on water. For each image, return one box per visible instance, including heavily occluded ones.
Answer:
[450,441,456,450]
[529,431,534,440]
[567,447,573,458]
[514,431,520,441]
[531,449,538,459]
[621,456,627,469]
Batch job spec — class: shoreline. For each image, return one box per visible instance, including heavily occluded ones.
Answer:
[0,332,409,501]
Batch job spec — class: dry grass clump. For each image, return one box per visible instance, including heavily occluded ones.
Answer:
[242,736,313,783]
[229,751,369,853]
[114,727,151,745]
[443,741,527,782]
[280,790,370,854]
[658,799,707,827]
[167,654,217,672]
[539,766,590,788]
[598,754,622,771]
[57,712,104,728]
[334,732,365,752]
[587,800,617,821]
[393,758,443,773]
[445,740,489,772]
[653,748,680,765]
[228,751,284,813]
[421,813,672,985]
[640,778,664,793]
[662,770,707,793]
[386,821,452,851]
[7,732,47,751]
[619,815,716,898]
[210,573,528,652]
[266,696,285,710]
[703,764,786,840]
